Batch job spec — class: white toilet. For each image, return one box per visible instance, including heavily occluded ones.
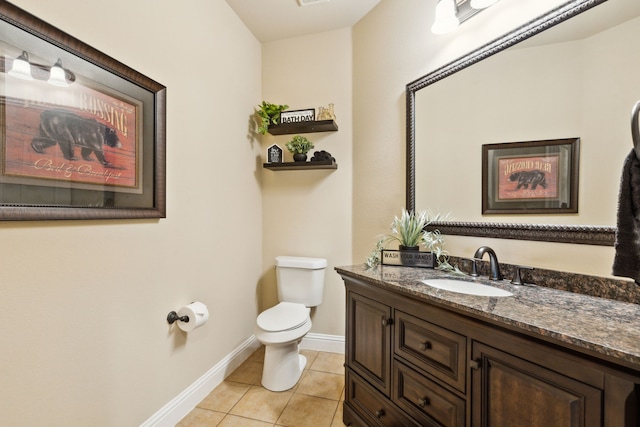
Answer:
[254,256,327,391]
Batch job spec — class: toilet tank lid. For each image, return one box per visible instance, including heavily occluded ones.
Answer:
[276,256,327,269]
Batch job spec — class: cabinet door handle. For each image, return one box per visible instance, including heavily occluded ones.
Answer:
[381,317,393,326]
[418,397,430,408]
[419,341,432,351]
[375,409,385,418]
[469,359,481,370]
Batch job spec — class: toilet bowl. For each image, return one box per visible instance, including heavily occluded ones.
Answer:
[254,302,312,391]
[254,256,327,392]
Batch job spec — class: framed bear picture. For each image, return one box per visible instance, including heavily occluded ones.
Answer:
[482,138,579,214]
[0,2,166,220]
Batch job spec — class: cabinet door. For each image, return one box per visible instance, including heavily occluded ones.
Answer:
[347,291,393,396]
[471,342,602,427]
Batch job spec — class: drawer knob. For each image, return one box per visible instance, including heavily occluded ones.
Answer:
[418,397,430,408]
[419,341,432,351]
[381,317,393,326]
[375,409,385,418]
[470,359,481,370]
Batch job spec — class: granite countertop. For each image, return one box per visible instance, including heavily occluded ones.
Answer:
[336,264,640,371]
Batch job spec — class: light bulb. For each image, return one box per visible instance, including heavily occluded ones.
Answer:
[431,0,460,35]
[48,59,69,87]
[8,51,33,80]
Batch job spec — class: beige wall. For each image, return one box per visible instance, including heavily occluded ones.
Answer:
[260,29,353,336]
[0,0,625,425]
[352,0,618,277]
[2,0,263,425]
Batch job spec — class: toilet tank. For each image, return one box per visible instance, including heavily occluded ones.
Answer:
[276,256,327,307]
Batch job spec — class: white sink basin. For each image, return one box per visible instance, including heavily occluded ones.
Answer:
[422,279,513,297]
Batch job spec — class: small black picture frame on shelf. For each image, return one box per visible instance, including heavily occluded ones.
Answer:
[266,144,283,163]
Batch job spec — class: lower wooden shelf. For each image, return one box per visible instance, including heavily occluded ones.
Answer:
[263,160,338,171]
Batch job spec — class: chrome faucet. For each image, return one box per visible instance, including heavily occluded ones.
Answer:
[472,246,503,281]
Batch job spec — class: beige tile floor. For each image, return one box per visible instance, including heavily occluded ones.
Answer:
[177,347,347,427]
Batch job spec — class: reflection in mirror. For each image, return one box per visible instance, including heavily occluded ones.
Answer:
[407,0,640,245]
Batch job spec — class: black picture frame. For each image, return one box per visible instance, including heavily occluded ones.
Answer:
[482,138,580,214]
[0,1,166,220]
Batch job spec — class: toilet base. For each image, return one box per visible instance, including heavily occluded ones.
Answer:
[261,341,307,392]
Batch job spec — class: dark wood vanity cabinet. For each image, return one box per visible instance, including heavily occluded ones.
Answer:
[471,342,602,427]
[341,274,640,427]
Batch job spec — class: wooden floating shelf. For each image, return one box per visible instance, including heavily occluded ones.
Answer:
[263,160,338,171]
[268,120,338,135]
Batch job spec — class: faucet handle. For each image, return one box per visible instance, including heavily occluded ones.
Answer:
[511,265,534,285]
[470,258,484,277]
[461,258,482,277]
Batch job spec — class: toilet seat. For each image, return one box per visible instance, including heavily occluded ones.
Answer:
[257,302,309,332]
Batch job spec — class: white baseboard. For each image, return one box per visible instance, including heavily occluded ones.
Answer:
[140,333,345,427]
[140,336,260,427]
[300,333,345,354]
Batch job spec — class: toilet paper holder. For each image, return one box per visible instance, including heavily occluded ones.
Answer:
[166,311,189,324]
[167,301,208,331]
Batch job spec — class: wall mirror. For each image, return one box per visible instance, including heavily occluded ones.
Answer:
[407,0,640,246]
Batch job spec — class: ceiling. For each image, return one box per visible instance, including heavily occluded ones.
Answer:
[225,0,382,43]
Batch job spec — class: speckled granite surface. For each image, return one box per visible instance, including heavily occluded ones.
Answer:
[449,255,640,304]
[335,264,640,371]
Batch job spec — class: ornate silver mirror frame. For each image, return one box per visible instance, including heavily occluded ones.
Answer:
[406,0,616,246]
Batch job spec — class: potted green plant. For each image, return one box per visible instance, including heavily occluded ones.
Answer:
[256,101,289,135]
[365,209,457,271]
[285,135,314,162]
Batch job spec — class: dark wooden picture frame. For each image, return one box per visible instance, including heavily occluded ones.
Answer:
[0,1,166,220]
[482,138,579,214]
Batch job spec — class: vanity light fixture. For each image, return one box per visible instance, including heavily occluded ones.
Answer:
[431,0,500,35]
[6,51,75,86]
[47,59,69,87]
[8,51,33,80]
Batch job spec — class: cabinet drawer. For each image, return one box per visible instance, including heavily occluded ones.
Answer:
[346,369,421,427]
[394,361,466,427]
[395,310,466,392]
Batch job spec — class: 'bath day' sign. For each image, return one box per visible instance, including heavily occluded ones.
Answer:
[381,250,435,268]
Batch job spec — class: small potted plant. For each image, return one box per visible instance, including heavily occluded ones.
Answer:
[256,101,289,135]
[365,208,457,271]
[286,135,314,162]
